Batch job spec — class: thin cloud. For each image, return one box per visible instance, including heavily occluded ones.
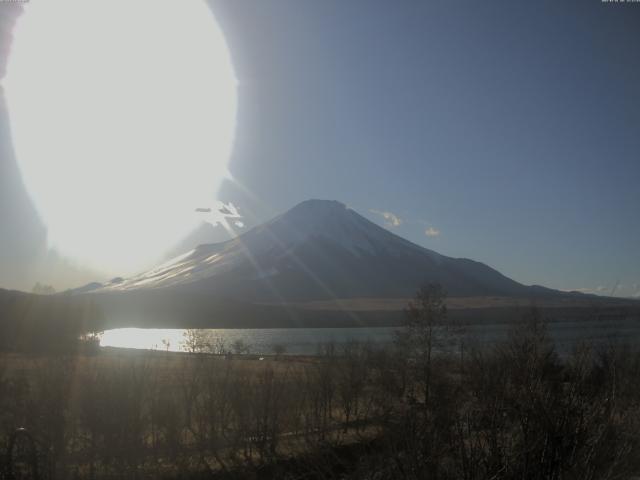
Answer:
[564,284,640,297]
[425,227,441,237]
[566,288,589,293]
[370,209,402,227]
[566,287,603,295]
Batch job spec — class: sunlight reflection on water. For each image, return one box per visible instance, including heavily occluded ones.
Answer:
[99,318,640,356]
[99,327,397,355]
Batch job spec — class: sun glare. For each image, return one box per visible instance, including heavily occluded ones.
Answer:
[4,0,237,275]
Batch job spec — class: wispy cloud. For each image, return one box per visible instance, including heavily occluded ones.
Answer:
[370,209,402,227]
[564,286,605,295]
[573,286,607,294]
[370,208,442,239]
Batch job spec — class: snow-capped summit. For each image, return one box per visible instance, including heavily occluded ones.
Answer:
[96,199,542,301]
[251,199,440,258]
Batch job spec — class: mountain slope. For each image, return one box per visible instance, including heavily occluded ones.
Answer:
[95,199,550,302]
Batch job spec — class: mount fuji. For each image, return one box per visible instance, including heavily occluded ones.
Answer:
[93,200,553,301]
[68,199,638,328]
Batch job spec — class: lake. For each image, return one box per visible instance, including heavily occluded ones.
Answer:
[100,318,640,355]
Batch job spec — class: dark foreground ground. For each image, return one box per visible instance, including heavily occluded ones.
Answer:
[3,311,640,480]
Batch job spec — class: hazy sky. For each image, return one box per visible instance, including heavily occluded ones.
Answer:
[1,1,639,296]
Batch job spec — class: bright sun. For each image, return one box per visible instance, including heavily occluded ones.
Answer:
[4,0,237,275]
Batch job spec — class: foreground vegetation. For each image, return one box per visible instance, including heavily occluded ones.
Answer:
[1,286,640,479]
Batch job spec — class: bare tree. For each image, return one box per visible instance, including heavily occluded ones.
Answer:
[397,283,447,406]
[231,339,250,356]
[272,344,286,359]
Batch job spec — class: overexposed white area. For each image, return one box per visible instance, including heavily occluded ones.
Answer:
[4,0,237,274]
[100,328,189,352]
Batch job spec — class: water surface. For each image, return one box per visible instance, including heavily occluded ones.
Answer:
[100,318,640,355]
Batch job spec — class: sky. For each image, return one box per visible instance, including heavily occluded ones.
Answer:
[1,0,639,297]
